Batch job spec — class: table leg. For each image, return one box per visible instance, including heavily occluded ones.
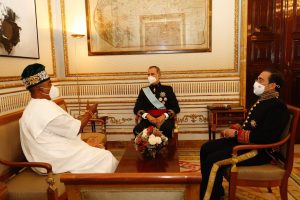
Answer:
[208,125,212,141]
[91,121,96,132]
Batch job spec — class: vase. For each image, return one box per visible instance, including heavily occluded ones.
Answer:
[142,148,157,159]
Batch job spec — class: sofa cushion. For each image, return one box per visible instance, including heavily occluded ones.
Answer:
[81,132,106,144]
[6,168,65,200]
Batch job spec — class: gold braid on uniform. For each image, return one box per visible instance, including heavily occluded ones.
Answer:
[203,150,258,200]
[237,129,250,143]
[259,91,279,101]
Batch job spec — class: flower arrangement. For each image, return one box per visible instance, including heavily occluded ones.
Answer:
[134,126,168,158]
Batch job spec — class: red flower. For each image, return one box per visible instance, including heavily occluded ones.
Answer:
[135,137,142,145]
[153,129,162,137]
[147,126,154,135]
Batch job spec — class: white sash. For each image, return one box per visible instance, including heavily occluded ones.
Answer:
[142,87,166,109]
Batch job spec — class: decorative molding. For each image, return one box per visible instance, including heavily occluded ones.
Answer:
[60,0,70,77]
[234,0,239,70]
[108,117,133,125]
[61,0,242,76]
[177,114,207,124]
[48,0,57,78]
[0,91,30,114]
[239,0,248,107]
[0,80,241,140]
[0,78,241,113]
[58,80,240,98]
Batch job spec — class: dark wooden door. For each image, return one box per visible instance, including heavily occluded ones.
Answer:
[246,0,284,107]
[284,0,300,142]
[247,0,300,142]
[284,0,300,107]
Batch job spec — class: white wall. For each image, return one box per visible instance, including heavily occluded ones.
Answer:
[0,0,246,140]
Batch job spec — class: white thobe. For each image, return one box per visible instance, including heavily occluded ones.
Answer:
[19,98,118,174]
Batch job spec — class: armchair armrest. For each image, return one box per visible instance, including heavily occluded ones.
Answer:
[0,160,52,173]
[0,159,58,200]
[232,135,290,156]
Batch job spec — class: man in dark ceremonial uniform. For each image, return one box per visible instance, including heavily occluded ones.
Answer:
[133,66,180,138]
[200,69,289,200]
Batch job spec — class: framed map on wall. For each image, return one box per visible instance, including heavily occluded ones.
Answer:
[0,0,39,58]
[85,0,211,55]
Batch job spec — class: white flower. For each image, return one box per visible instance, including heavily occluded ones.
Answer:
[155,136,162,144]
[142,129,148,138]
[148,134,157,145]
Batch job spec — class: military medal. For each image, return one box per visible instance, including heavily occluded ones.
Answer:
[160,92,166,98]
[160,92,167,104]
[250,120,257,128]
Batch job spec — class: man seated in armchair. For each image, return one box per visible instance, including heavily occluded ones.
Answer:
[200,68,290,200]
[133,66,180,138]
[19,63,118,174]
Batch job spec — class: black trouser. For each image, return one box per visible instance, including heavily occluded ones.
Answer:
[133,119,174,138]
[200,138,272,200]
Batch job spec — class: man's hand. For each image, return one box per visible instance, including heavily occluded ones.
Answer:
[86,100,98,114]
[155,114,166,128]
[146,114,157,124]
[222,128,236,138]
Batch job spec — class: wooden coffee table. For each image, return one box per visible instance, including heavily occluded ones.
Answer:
[60,140,201,200]
[116,141,180,172]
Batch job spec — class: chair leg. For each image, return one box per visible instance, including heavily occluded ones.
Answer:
[280,179,288,200]
[267,187,272,193]
[229,181,237,200]
[228,171,238,200]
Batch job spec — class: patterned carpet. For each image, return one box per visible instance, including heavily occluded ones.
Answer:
[110,144,300,200]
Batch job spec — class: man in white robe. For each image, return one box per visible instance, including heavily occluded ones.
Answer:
[19,63,118,174]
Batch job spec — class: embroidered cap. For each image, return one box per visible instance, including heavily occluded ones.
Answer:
[21,63,50,89]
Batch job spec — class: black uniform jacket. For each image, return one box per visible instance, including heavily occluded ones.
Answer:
[243,97,289,144]
[133,82,180,116]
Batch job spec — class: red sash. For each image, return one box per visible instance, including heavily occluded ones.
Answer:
[147,109,167,117]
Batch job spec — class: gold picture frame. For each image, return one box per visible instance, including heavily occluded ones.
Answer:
[0,0,39,58]
[85,0,211,55]
[0,0,56,82]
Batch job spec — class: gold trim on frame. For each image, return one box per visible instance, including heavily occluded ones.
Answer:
[234,0,239,71]
[239,0,248,107]
[60,0,70,77]
[47,0,57,78]
[0,0,56,82]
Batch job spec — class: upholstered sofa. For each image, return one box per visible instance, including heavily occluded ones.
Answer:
[0,98,108,200]
[0,108,66,200]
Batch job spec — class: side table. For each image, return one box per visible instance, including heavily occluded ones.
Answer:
[207,106,247,141]
[89,115,108,133]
